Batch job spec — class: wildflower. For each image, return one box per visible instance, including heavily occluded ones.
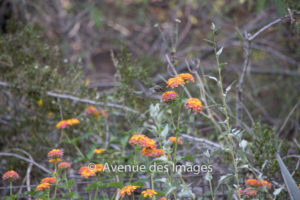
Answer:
[99,110,109,118]
[41,177,56,184]
[119,185,140,197]
[49,158,61,163]
[245,179,271,189]
[167,77,184,88]
[56,118,79,129]
[161,91,177,103]
[298,184,300,189]
[169,137,182,144]
[48,149,63,164]
[37,99,43,106]
[95,164,104,173]
[85,106,101,118]
[79,166,96,178]
[184,98,202,113]
[159,197,167,200]
[177,73,194,83]
[142,189,157,198]
[129,134,156,149]
[239,188,257,197]
[94,148,105,155]
[2,170,19,181]
[142,148,164,157]
[58,162,71,170]
[36,183,50,191]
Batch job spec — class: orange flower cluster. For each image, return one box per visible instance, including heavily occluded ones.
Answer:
[56,118,79,129]
[141,147,164,157]
[169,137,182,144]
[95,164,104,172]
[161,91,178,103]
[79,166,96,178]
[48,149,63,163]
[94,148,105,154]
[2,170,19,181]
[159,197,166,200]
[166,73,194,88]
[85,106,108,118]
[36,183,50,191]
[129,134,164,157]
[119,185,140,197]
[184,98,202,113]
[41,177,56,184]
[142,189,157,198]
[129,134,156,149]
[58,162,71,170]
[245,179,271,189]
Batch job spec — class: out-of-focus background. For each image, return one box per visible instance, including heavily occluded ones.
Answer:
[0,0,299,198]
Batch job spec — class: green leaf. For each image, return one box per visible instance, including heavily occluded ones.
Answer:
[90,7,102,28]
[275,152,300,200]
[273,0,286,16]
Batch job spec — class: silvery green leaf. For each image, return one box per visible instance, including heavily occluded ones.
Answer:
[275,152,300,199]
[155,177,168,183]
[207,75,218,82]
[218,174,232,185]
[161,124,169,139]
[205,172,212,181]
[273,187,284,196]
[239,164,249,169]
[261,160,268,171]
[239,140,247,150]
[211,23,216,31]
[165,186,177,196]
[216,47,223,56]
[204,150,210,158]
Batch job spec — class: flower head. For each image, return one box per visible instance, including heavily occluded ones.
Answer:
[169,137,182,144]
[159,198,167,200]
[142,189,157,198]
[36,183,50,191]
[85,106,101,118]
[2,170,19,181]
[58,162,71,170]
[184,98,202,113]
[48,149,63,158]
[177,73,194,83]
[119,185,140,197]
[167,77,184,88]
[94,148,105,155]
[129,134,156,149]
[79,166,96,178]
[142,148,164,157]
[56,118,79,129]
[161,91,177,103]
[245,179,271,189]
[41,177,56,184]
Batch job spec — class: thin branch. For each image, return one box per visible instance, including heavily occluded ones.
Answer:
[0,152,52,174]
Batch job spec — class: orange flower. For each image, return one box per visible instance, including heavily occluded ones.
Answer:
[58,162,71,170]
[161,91,178,103]
[36,183,50,191]
[142,148,164,157]
[94,148,105,154]
[169,137,182,144]
[2,170,19,181]
[85,106,108,118]
[239,188,257,197]
[49,158,61,163]
[159,198,167,200]
[298,184,300,189]
[177,73,194,83]
[184,98,202,113]
[41,177,56,184]
[79,166,96,178]
[167,77,184,88]
[142,189,157,198]
[129,134,156,149]
[245,179,271,189]
[119,185,140,197]
[95,164,104,173]
[56,118,79,129]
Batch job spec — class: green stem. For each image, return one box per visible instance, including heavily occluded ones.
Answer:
[151,173,156,200]
[212,31,241,199]
[9,180,12,196]
[64,172,73,200]
[53,163,58,199]
[64,132,85,158]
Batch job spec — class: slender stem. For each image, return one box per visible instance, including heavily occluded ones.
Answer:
[64,172,73,200]
[212,31,241,199]
[151,173,156,200]
[9,180,12,196]
[53,163,58,199]
[64,132,85,158]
